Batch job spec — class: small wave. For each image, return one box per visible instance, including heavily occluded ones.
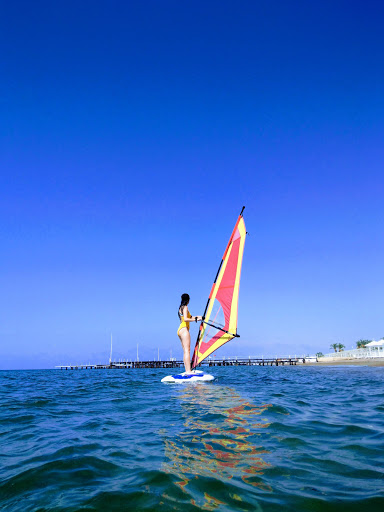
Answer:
[1,414,36,425]
[341,443,384,459]
[0,456,123,507]
[279,436,309,448]
[268,405,290,415]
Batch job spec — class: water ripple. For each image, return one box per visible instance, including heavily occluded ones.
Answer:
[0,366,384,511]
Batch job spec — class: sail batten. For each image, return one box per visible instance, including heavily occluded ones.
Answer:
[191,210,247,369]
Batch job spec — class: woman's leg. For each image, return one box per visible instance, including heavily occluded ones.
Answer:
[178,328,192,373]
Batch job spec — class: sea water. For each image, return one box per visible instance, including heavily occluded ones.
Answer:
[0,366,383,511]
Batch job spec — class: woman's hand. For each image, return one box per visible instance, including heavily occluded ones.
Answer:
[196,316,203,321]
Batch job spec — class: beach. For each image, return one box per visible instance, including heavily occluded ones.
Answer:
[308,358,384,367]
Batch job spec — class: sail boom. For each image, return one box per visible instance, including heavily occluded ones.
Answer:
[202,320,240,338]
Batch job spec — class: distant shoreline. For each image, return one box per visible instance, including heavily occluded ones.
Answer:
[306,358,384,367]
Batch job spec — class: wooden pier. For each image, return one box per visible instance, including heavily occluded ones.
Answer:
[56,357,310,370]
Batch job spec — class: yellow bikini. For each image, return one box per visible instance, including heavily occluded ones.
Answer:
[177,310,192,335]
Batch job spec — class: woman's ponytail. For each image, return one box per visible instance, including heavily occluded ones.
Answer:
[178,293,190,320]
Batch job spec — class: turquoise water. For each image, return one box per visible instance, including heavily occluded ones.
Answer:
[0,366,383,511]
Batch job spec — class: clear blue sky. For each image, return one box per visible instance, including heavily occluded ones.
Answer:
[1,1,383,369]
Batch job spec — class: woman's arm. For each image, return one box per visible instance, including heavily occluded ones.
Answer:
[182,306,203,322]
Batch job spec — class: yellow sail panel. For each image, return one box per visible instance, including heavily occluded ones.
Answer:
[191,216,246,368]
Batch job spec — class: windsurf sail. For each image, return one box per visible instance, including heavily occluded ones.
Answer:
[191,207,247,369]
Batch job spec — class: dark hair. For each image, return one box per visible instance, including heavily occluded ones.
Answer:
[178,293,190,320]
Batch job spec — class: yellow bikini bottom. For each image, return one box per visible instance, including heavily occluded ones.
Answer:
[177,322,189,336]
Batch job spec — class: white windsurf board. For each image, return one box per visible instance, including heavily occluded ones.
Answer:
[161,370,214,383]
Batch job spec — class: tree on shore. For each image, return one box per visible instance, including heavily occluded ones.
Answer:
[316,352,324,358]
[337,343,345,352]
[356,339,371,349]
[330,343,338,352]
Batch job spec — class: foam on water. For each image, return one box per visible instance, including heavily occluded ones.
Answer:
[0,366,383,511]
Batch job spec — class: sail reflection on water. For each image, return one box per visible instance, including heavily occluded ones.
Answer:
[160,385,272,509]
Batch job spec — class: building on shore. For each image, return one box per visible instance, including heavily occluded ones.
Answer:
[319,343,384,362]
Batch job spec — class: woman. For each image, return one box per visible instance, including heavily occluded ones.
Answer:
[177,293,203,373]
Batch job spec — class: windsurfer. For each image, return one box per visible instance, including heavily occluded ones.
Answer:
[177,293,202,373]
